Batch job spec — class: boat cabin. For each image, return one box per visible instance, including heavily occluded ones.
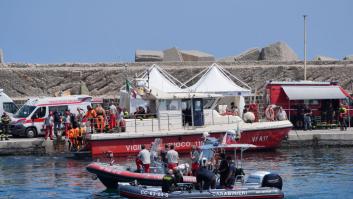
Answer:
[119,64,252,132]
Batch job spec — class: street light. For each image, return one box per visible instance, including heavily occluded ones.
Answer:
[303,15,308,80]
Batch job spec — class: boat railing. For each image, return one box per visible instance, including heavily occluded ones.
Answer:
[124,111,242,133]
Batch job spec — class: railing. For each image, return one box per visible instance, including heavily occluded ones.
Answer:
[123,111,243,133]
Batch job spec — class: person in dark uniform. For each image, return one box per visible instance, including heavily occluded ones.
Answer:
[218,153,229,188]
[1,112,11,141]
[225,156,245,187]
[160,144,169,168]
[162,169,177,193]
[196,158,216,191]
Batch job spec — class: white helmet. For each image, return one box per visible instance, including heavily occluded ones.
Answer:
[202,131,210,138]
[200,157,208,167]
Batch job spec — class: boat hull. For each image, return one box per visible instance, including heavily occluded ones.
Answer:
[86,162,196,189]
[119,183,284,199]
[87,124,292,157]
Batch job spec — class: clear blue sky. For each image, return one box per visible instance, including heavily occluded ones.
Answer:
[1,0,352,63]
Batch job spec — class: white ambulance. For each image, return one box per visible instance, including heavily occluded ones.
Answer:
[10,95,92,138]
[0,89,18,116]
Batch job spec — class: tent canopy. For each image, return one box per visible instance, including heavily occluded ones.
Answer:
[282,86,347,100]
[142,66,184,93]
[185,63,251,96]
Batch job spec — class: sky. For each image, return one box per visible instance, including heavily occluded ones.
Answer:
[0,0,352,64]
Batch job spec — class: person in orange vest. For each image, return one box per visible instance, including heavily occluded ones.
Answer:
[85,105,97,133]
[108,109,117,130]
[95,104,106,133]
[66,127,76,151]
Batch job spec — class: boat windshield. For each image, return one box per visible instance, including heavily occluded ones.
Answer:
[14,105,36,118]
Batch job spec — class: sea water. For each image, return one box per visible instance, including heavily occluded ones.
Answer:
[0,147,352,199]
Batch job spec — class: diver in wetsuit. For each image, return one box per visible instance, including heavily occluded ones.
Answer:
[196,158,216,191]
[226,157,245,187]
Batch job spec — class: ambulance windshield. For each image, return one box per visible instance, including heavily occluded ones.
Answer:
[14,105,36,118]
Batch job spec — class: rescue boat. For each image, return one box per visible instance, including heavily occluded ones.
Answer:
[84,64,293,157]
[119,181,284,199]
[118,144,284,199]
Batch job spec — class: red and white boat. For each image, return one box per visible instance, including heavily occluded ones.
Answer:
[86,120,292,157]
[82,64,292,157]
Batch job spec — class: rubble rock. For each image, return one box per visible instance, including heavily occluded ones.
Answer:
[135,50,163,62]
[163,47,183,62]
[260,42,299,61]
[180,50,215,62]
[312,56,336,61]
[234,48,261,61]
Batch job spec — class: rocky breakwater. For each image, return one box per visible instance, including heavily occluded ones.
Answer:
[1,60,353,99]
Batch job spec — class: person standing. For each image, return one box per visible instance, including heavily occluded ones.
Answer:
[190,145,200,176]
[160,144,169,167]
[85,105,97,133]
[63,109,72,135]
[136,144,151,173]
[53,110,62,138]
[95,105,106,133]
[44,111,54,140]
[166,144,179,170]
[1,112,11,141]
[339,104,347,131]
[218,153,229,188]
[303,105,312,131]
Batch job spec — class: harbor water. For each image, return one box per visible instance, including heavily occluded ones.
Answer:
[0,147,352,199]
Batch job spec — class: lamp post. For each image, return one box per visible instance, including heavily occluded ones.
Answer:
[303,15,307,80]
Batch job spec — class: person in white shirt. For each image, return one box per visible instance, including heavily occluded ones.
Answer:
[136,144,151,173]
[166,144,179,170]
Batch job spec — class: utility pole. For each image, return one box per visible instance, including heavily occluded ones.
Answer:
[303,15,307,80]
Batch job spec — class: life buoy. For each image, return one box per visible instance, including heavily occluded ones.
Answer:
[265,105,275,121]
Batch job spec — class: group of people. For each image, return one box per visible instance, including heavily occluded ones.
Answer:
[293,102,349,131]
[136,143,180,173]
[265,105,287,122]
[135,136,245,193]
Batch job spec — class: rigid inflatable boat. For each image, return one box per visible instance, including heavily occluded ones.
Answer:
[119,171,284,199]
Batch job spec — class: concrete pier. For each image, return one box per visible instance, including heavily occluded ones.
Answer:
[282,129,353,148]
[0,129,352,156]
[0,137,68,156]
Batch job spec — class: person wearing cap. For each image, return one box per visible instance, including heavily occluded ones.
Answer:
[196,157,216,191]
[136,144,151,173]
[166,144,179,170]
[190,145,200,176]
[44,111,54,140]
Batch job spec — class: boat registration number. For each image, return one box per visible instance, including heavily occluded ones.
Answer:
[140,190,169,198]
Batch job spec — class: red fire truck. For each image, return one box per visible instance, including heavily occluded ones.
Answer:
[264,81,353,128]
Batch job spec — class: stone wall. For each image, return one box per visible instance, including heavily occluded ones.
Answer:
[1,61,353,98]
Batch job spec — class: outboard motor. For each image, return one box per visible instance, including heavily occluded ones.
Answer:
[261,173,283,190]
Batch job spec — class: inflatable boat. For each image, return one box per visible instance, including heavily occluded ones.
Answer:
[119,171,284,199]
[86,162,196,189]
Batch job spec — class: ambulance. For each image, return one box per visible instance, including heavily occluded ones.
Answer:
[0,89,18,116]
[10,95,92,138]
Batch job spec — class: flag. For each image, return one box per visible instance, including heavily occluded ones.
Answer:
[125,79,137,98]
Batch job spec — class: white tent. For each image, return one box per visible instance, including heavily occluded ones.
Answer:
[185,63,251,96]
[141,65,184,93]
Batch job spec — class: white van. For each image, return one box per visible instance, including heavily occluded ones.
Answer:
[0,89,18,116]
[10,95,92,138]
